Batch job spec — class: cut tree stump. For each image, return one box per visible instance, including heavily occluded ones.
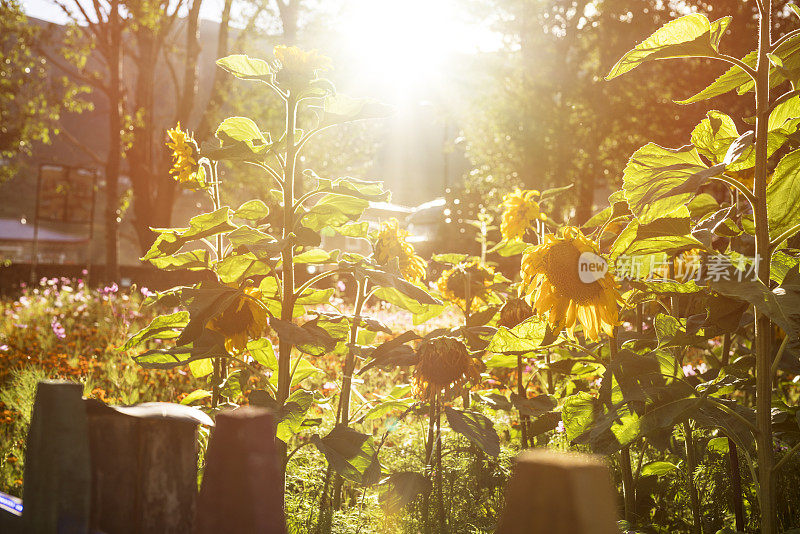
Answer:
[496,449,619,534]
[22,380,91,534]
[195,406,286,534]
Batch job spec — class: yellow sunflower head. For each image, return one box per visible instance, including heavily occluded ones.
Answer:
[500,188,547,241]
[498,297,533,329]
[521,226,620,342]
[273,45,331,92]
[207,286,269,354]
[436,260,495,305]
[166,123,199,185]
[412,336,482,400]
[373,219,427,282]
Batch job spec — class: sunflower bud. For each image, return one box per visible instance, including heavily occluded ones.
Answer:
[500,188,547,241]
[373,219,427,282]
[273,45,331,93]
[207,287,269,354]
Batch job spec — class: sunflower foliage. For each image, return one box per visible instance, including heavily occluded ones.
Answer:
[122,47,447,491]
[467,7,800,533]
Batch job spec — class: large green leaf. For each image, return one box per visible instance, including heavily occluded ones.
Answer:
[276,389,315,441]
[606,14,731,80]
[215,116,269,153]
[305,171,391,202]
[144,207,236,260]
[313,426,381,485]
[678,35,800,104]
[133,329,228,370]
[318,95,394,128]
[623,143,719,224]
[610,214,703,259]
[301,194,369,231]
[148,249,210,271]
[444,407,500,457]
[485,315,551,354]
[122,311,188,350]
[767,149,800,242]
[234,199,270,221]
[269,317,338,356]
[216,54,272,80]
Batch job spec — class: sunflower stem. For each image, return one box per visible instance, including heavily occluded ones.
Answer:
[610,330,636,525]
[517,354,528,449]
[683,421,703,534]
[423,394,437,534]
[435,395,446,533]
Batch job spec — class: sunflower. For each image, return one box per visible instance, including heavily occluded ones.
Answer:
[373,219,427,282]
[436,260,495,305]
[413,336,482,400]
[521,226,620,342]
[207,286,269,354]
[166,123,198,184]
[500,189,547,240]
[273,45,331,92]
[498,297,533,329]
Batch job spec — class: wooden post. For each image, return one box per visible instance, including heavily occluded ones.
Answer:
[195,407,286,534]
[85,401,210,534]
[22,380,91,534]
[496,449,619,534]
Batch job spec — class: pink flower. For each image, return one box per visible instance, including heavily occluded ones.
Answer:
[336,280,347,292]
[682,364,696,377]
[102,283,119,295]
[0,345,9,352]
[556,421,565,433]
[140,286,155,298]
[51,318,66,339]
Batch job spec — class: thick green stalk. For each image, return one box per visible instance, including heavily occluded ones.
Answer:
[435,398,446,533]
[338,280,367,426]
[609,331,635,524]
[423,394,437,534]
[277,94,298,408]
[517,355,528,449]
[683,421,702,534]
[753,2,776,532]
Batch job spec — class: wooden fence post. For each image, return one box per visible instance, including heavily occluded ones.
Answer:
[195,406,286,534]
[496,449,620,534]
[22,380,91,534]
[85,401,211,534]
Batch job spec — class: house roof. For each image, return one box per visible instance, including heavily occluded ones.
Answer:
[0,218,87,243]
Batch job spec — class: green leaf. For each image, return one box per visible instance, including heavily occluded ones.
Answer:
[313,426,381,485]
[269,317,338,356]
[486,315,550,354]
[561,392,597,442]
[319,94,394,128]
[640,461,678,477]
[234,199,270,221]
[294,249,339,264]
[511,393,557,418]
[606,14,731,80]
[654,313,707,348]
[622,143,718,224]
[247,338,277,369]
[216,54,272,80]
[767,149,800,242]
[302,194,369,231]
[277,389,315,441]
[180,389,211,405]
[144,207,237,260]
[305,171,391,202]
[361,268,441,305]
[379,472,429,512]
[148,249,210,271]
[372,287,445,325]
[134,329,228,370]
[215,253,273,285]
[444,406,500,457]
[122,311,189,350]
[215,116,268,153]
[610,214,703,259]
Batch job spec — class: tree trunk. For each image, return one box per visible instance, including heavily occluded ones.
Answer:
[104,0,122,281]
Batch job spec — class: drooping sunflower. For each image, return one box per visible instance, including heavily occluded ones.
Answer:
[373,219,427,282]
[500,189,547,241]
[207,286,269,354]
[273,45,331,92]
[166,123,198,184]
[497,297,533,329]
[436,260,495,305]
[412,336,482,400]
[521,226,621,342]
